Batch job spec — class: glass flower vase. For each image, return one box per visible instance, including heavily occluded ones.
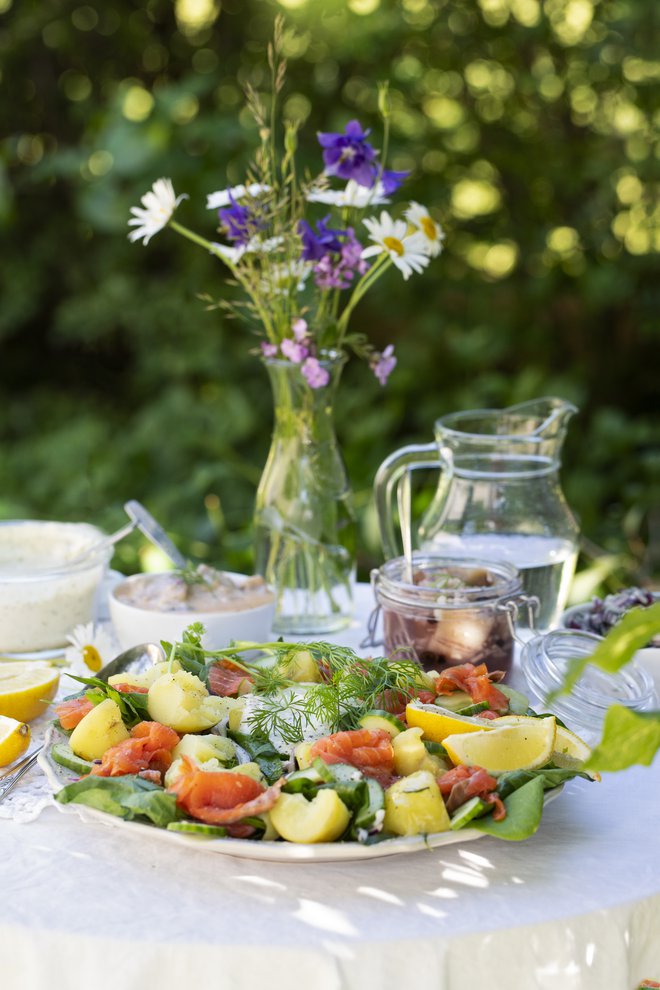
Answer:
[254,353,356,634]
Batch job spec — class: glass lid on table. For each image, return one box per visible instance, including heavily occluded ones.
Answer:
[521,628,657,742]
[369,554,535,678]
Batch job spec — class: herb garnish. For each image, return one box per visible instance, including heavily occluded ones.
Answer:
[170,632,427,745]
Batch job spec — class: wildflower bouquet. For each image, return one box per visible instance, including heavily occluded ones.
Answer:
[128,19,443,633]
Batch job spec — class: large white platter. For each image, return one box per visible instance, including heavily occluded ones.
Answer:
[38,726,504,863]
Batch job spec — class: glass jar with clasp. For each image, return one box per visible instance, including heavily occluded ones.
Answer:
[374,398,580,630]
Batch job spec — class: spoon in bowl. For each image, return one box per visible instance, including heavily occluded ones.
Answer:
[67,501,187,570]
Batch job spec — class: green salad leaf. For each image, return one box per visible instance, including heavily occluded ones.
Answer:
[585,706,660,772]
[65,675,150,727]
[227,729,284,784]
[473,776,545,841]
[55,775,180,827]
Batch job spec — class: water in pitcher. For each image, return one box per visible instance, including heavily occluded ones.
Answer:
[422,533,577,630]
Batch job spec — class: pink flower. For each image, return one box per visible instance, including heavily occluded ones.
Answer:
[261,342,278,358]
[281,338,308,364]
[292,318,308,342]
[371,344,397,386]
[301,356,330,389]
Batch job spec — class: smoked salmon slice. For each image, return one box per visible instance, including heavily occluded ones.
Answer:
[167,756,283,825]
[55,697,94,730]
[91,721,180,779]
[438,764,506,820]
[208,660,254,697]
[434,662,509,714]
[310,728,395,781]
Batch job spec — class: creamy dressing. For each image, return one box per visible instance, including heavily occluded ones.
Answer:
[114,566,274,614]
[0,521,108,652]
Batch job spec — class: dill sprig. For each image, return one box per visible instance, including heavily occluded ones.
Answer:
[172,634,426,744]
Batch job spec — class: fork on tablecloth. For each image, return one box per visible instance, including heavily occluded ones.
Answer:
[0,748,44,804]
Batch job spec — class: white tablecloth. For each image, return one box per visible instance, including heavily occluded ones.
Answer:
[2,585,660,990]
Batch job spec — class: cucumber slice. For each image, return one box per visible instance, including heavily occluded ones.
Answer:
[498,684,530,715]
[354,778,385,832]
[167,821,228,837]
[455,701,489,716]
[312,758,363,784]
[423,740,449,758]
[449,796,490,830]
[433,691,473,712]
[358,710,406,737]
[51,743,94,776]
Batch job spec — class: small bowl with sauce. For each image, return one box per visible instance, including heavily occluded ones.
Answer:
[109,566,276,651]
[0,520,111,657]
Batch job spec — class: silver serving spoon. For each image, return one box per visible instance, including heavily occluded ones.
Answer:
[0,642,164,803]
[67,501,187,570]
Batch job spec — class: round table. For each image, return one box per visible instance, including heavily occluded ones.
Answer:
[3,585,660,990]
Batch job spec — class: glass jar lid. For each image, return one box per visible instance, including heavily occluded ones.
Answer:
[372,553,522,612]
[521,628,657,734]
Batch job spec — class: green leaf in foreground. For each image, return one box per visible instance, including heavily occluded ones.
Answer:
[473,776,545,841]
[55,775,180,827]
[551,602,660,699]
[585,705,660,772]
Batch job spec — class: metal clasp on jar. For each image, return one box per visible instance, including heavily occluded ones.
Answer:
[497,593,540,645]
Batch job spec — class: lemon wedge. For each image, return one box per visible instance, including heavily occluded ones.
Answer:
[443,716,557,772]
[405,702,495,743]
[0,714,31,767]
[0,662,60,723]
[551,724,600,779]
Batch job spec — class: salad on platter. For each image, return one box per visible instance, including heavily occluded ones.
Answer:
[46,625,596,853]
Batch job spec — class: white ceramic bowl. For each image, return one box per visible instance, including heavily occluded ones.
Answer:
[0,520,111,655]
[109,571,276,651]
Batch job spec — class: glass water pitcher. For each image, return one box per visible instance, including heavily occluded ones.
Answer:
[374,398,580,629]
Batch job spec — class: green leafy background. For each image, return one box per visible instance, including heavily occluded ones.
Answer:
[1,0,658,589]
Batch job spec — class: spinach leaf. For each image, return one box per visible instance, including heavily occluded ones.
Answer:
[496,767,593,800]
[473,776,545,841]
[227,729,284,784]
[55,775,180,827]
[585,705,660,772]
[66,675,150,727]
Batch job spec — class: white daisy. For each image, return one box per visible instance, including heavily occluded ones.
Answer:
[405,202,445,257]
[64,622,116,678]
[127,178,187,245]
[306,179,390,208]
[206,183,271,210]
[362,212,431,280]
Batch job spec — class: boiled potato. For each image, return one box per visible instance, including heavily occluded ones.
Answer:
[294,741,315,770]
[172,733,236,766]
[269,789,350,843]
[226,761,266,783]
[393,727,448,777]
[69,698,130,761]
[383,770,450,836]
[107,660,181,691]
[280,650,322,683]
[147,671,227,733]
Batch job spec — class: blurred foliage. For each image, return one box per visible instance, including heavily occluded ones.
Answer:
[0,0,658,591]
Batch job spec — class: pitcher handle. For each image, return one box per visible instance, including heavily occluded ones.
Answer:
[374,442,441,559]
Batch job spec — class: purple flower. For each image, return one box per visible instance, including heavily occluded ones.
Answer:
[218,193,263,246]
[261,342,278,358]
[298,216,344,261]
[301,356,330,389]
[317,120,378,188]
[292,318,308,342]
[371,344,397,386]
[340,228,369,275]
[380,169,410,195]
[314,255,352,291]
[281,338,308,364]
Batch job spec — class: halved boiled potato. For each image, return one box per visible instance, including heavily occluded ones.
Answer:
[147,671,228,733]
[269,789,350,843]
[69,698,130,761]
[384,770,450,837]
[107,660,181,691]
